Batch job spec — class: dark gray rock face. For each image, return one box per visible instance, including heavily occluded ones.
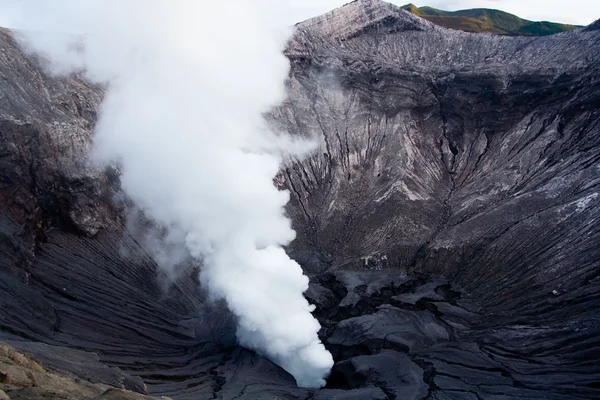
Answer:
[0,28,118,246]
[329,350,427,399]
[0,1,599,399]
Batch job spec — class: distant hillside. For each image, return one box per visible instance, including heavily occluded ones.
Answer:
[402,3,581,36]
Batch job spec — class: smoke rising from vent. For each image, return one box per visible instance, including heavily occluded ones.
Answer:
[8,0,333,388]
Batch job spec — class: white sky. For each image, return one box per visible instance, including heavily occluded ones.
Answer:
[290,0,599,26]
[0,0,597,29]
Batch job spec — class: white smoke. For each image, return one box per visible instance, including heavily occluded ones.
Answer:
[6,0,333,388]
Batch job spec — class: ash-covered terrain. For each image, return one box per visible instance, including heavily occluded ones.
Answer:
[1,0,599,399]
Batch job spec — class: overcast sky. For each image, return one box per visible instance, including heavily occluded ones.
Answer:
[0,0,597,30]
[291,0,599,26]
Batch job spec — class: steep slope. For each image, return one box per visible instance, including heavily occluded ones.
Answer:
[402,3,581,35]
[0,0,599,399]
[277,0,600,397]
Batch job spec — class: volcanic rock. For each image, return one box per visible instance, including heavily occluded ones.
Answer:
[0,1,599,399]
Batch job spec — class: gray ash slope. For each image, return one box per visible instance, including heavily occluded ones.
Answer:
[0,0,599,399]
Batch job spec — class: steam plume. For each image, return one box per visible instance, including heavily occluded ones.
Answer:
[6,0,333,387]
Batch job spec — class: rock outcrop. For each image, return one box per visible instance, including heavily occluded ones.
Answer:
[0,1,599,399]
[0,343,170,399]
